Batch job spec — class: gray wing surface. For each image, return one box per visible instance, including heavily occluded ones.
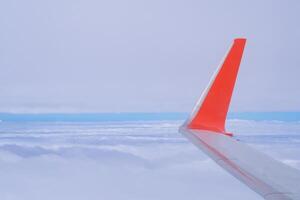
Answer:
[180,127,300,200]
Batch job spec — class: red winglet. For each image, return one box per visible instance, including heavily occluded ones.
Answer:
[187,38,246,136]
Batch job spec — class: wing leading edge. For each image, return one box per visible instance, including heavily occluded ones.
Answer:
[180,39,300,200]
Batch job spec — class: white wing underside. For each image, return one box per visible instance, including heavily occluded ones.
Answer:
[180,127,300,200]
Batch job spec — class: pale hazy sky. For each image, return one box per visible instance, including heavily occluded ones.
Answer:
[0,0,299,113]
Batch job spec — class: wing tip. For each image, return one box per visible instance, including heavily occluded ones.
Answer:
[234,38,247,42]
[184,38,247,136]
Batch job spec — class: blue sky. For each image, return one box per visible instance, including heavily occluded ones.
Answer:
[0,0,300,113]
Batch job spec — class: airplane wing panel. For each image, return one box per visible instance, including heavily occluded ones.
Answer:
[180,127,300,200]
[180,38,300,199]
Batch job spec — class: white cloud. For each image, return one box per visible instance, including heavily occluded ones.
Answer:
[0,120,299,200]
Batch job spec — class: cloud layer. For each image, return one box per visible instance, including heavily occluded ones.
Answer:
[0,120,299,200]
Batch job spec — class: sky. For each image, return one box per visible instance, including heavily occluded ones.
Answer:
[0,0,300,113]
[0,119,299,200]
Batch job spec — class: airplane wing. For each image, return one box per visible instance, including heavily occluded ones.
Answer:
[179,39,300,200]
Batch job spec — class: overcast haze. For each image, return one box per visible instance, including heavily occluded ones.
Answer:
[1,0,300,113]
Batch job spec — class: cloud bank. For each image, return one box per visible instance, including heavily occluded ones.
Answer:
[0,120,299,200]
